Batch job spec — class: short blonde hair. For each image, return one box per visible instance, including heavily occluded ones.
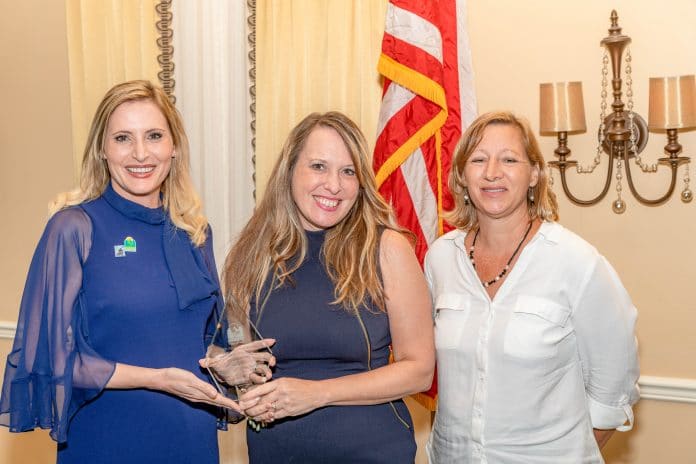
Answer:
[446,111,559,230]
[50,80,208,246]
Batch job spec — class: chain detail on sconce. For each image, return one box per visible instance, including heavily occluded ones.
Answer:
[539,10,695,213]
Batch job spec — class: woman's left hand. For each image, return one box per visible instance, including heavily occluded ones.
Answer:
[239,377,324,423]
[199,339,276,386]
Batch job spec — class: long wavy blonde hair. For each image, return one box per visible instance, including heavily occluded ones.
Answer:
[223,112,405,316]
[50,80,208,246]
[446,111,559,230]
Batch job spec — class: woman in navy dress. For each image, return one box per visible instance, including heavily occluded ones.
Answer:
[0,80,272,463]
[213,112,435,463]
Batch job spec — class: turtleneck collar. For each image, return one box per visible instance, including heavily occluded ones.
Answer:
[102,182,166,225]
[305,228,327,240]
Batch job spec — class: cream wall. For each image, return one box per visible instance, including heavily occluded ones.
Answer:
[2,0,696,463]
[0,0,74,461]
[0,0,76,321]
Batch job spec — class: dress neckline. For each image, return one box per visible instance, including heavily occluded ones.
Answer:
[305,228,327,240]
[102,182,166,225]
[305,229,327,260]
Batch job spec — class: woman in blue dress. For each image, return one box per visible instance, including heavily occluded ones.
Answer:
[0,80,272,463]
[213,112,435,463]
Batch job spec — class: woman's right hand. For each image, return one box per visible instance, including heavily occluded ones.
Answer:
[199,338,276,387]
[106,363,242,411]
[154,367,242,412]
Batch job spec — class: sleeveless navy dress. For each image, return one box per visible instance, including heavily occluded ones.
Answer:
[247,229,416,463]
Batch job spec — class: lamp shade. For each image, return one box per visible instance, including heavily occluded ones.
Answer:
[648,75,696,130]
[539,82,587,133]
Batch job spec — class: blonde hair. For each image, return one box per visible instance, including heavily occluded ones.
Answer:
[223,111,405,315]
[446,111,559,230]
[50,80,208,246]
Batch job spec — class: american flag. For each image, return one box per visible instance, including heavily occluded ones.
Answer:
[373,0,477,409]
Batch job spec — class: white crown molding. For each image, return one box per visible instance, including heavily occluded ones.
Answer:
[0,319,695,404]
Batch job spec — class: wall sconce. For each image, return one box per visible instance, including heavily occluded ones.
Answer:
[539,10,695,213]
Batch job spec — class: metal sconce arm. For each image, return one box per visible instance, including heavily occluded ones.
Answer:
[539,10,694,213]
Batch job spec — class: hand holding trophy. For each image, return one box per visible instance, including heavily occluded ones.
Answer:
[200,296,275,431]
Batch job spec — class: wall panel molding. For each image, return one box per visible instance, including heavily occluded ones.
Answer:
[639,376,696,404]
[0,321,16,341]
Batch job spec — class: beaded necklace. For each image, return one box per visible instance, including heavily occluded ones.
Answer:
[468,221,533,288]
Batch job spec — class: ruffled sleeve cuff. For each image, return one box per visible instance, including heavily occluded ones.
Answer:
[0,207,115,443]
[3,359,55,433]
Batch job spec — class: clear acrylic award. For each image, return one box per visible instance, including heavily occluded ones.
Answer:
[205,296,273,430]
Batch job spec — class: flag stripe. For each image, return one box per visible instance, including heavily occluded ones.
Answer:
[380,35,446,89]
[376,81,415,139]
[374,55,447,187]
[401,148,439,245]
[374,86,442,182]
[456,0,477,128]
[384,3,443,62]
[377,85,441,148]
[373,0,477,410]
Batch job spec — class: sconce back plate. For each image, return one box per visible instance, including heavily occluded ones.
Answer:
[600,111,649,157]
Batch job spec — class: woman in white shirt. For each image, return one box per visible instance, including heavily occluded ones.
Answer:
[425,111,639,463]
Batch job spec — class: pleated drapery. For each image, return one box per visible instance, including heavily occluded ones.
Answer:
[65,0,160,175]
[255,0,387,198]
[172,0,255,268]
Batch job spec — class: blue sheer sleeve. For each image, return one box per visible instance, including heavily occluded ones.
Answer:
[0,207,115,443]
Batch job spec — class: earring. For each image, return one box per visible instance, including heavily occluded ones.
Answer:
[463,186,470,205]
[171,151,176,159]
[528,187,535,204]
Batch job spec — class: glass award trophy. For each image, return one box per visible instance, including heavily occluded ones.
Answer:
[205,296,272,430]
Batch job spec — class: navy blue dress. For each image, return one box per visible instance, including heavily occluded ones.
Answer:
[0,184,223,464]
[247,230,416,464]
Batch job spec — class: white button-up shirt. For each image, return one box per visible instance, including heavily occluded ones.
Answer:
[424,222,639,464]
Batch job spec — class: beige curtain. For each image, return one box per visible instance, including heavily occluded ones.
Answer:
[255,0,387,198]
[171,0,255,273]
[65,0,160,174]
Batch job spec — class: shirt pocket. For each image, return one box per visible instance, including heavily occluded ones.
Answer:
[434,293,470,350]
[503,295,571,360]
